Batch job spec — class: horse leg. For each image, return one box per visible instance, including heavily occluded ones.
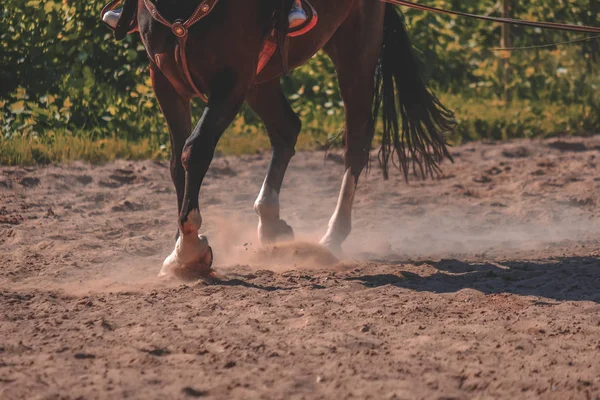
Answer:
[160,70,248,279]
[246,80,301,245]
[150,66,190,239]
[319,6,385,254]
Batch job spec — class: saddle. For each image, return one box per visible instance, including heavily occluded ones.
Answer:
[102,0,318,90]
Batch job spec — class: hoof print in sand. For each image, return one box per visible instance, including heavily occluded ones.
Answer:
[250,241,339,269]
[111,201,144,212]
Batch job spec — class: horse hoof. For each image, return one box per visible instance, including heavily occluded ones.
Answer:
[158,246,214,282]
[319,237,344,258]
[274,219,294,241]
[259,219,295,245]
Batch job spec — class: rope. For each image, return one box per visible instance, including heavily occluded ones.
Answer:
[492,35,600,52]
[381,0,600,34]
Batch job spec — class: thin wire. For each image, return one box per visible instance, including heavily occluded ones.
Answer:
[382,0,600,33]
[492,34,600,51]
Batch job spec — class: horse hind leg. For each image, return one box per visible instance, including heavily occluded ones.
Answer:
[319,6,385,254]
[246,79,301,245]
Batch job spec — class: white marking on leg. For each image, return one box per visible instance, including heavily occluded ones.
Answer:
[254,180,282,245]
[181,208,202,234]
[320,168,356,250]
[254,179,280,219]
[160,209,210,277]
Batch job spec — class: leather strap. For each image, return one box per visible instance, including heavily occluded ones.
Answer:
[382,0,600,34]
[278,0,290,76]
[142,0,219,31]
[257,32,278,74]
[177,35,209,102]
[142,0,220,102]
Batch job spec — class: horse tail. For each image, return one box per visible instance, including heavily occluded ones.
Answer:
[374,4,455,180]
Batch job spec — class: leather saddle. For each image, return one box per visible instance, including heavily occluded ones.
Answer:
[102,0,318,75]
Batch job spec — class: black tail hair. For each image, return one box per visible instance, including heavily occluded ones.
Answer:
[374,4,455,180]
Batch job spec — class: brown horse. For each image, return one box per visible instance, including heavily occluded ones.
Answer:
[117,0,454,278]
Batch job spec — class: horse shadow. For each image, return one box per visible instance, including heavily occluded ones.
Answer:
[347,256,600,303]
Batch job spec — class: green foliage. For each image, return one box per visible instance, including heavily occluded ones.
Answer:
[442,94,598,142]
[404,0,600,101]
[0,131,166,165]
[1,0,599,164]
[1,0,160,140]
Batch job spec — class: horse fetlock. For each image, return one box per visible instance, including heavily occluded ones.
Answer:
[329,215,352,239]
[179,208,202,234]
[319,234,344,256]
[254,200,280,221]
[320,214,351,251]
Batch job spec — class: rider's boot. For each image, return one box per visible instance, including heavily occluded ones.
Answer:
[288,0,308,30]
[102,8,121,29]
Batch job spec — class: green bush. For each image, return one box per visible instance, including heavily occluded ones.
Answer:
[1,0,599,164]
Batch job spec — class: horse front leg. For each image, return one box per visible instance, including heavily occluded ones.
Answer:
[247,80,301,245]
[150,67,190,238]
[160,70,247,280]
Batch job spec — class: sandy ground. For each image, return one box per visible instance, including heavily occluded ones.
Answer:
[1,136,600,399]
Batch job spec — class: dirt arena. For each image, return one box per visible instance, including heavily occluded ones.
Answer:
[1,137,600,399]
